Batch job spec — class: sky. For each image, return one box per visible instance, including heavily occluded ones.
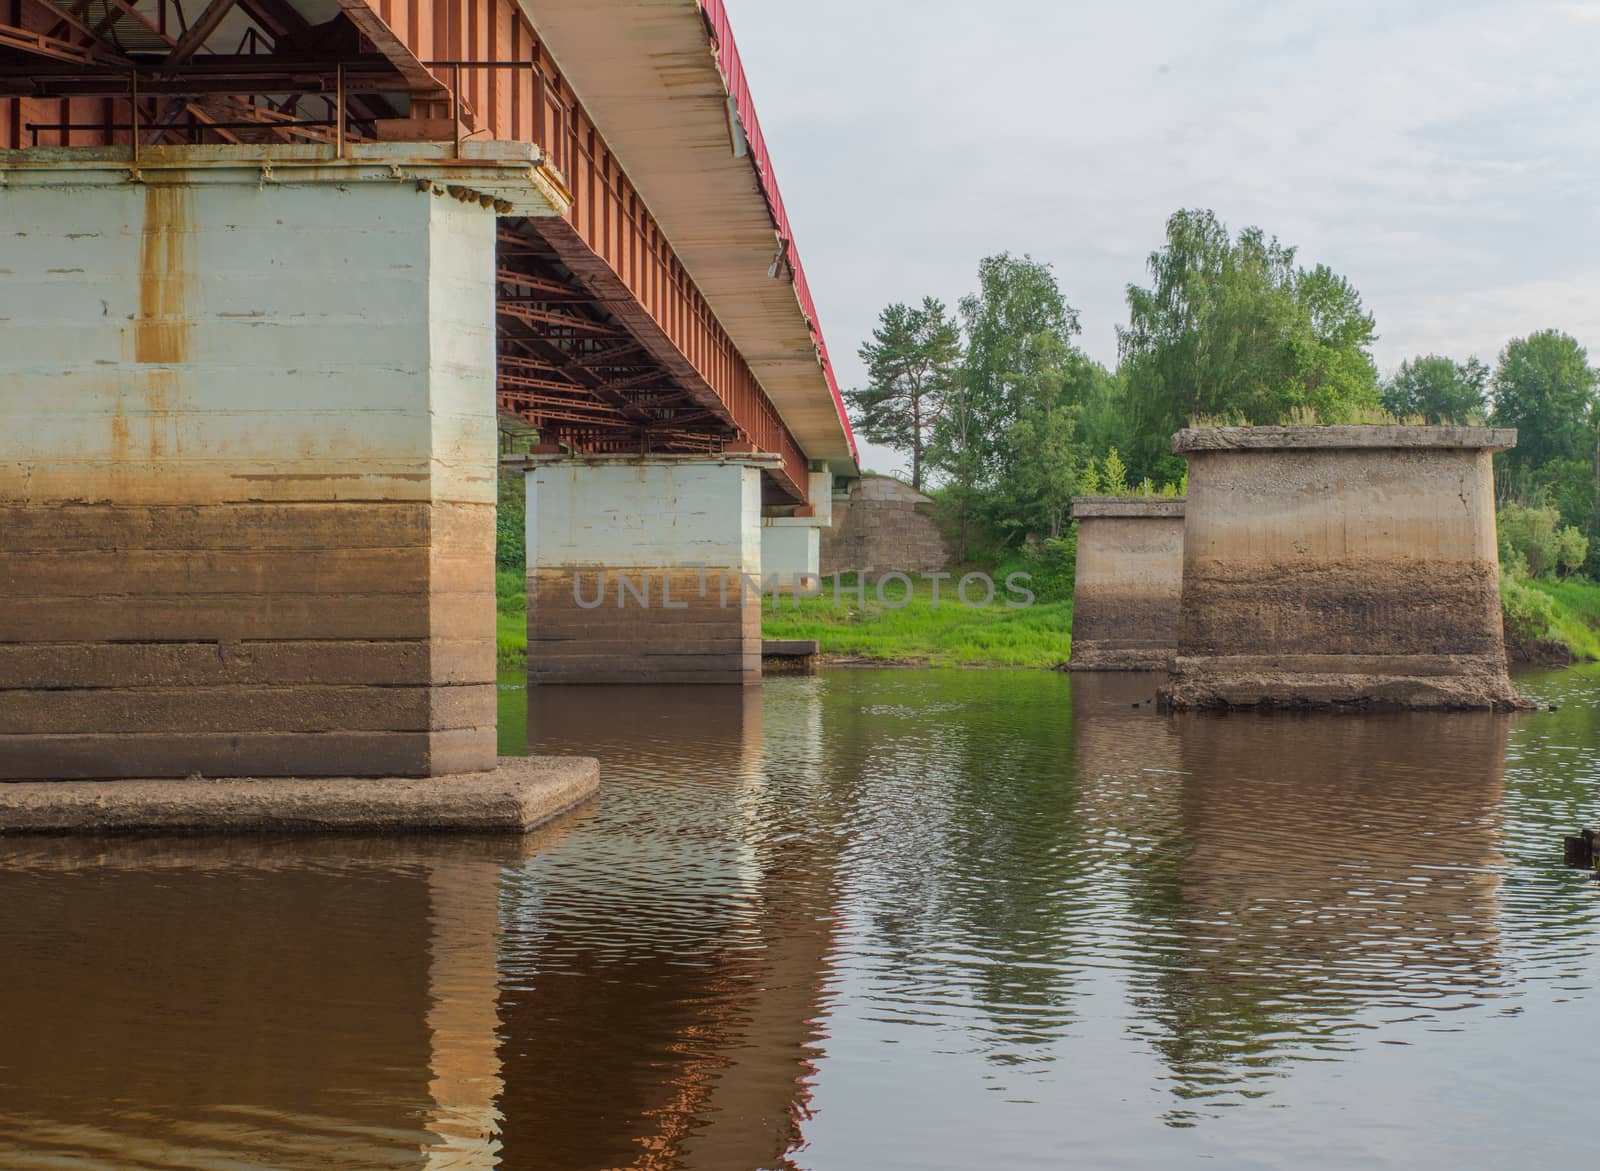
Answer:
[725,0,1600,475]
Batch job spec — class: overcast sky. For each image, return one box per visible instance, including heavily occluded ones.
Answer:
[727,0,1600,474]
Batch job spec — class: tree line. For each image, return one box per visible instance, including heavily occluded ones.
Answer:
[846,207,1600,579]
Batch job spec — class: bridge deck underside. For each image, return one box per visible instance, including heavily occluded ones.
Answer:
[497,219,804,501]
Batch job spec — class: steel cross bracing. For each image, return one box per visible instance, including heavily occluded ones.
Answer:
[496,220,737,460]
[0,0,412,145]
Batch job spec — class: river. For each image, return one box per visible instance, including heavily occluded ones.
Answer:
[1,666,1596,1169]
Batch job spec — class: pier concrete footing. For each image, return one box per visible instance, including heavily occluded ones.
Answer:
[0,755,599,836]
[1159,425,1526,711]
[1067,497,1185,670]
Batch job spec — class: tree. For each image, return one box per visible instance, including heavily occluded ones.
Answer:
[1489,331,1598,467]
[846,298,962,492]
[956,253,1081,486]
[496,472,526,573]
[1118,209,1379,483]
[1288,264,1381,418]
[928,352,988,561]
[1100,447,1129,495]
[929,254,1088,555]
[1381,355,1488,424]
[1488,332,1600,574]
[1499,502,1562,579]
[1557,526,1589,579]
[1001,335,1089,539]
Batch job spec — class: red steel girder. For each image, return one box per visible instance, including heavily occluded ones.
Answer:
[0,20,131,66]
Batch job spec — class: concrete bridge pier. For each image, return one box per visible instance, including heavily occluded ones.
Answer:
[1160,425,1524,711]
[761,469,834,590]
[522,453,779,684]
[0,144,595,829]
[1067,497,1186,670]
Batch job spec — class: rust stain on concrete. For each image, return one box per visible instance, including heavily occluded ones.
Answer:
[108,401,130,463]
[143,369,183,460]
[135,186,194,365]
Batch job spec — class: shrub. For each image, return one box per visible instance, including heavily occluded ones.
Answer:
[1556,525,1589,579]
[1498,502,1562,579]
[495,569,526,611]
[1500,563,1558,645]
[1000,532,1076,603]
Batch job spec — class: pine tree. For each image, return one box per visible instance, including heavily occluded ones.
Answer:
[1101,447,1129,495]
[845,298,962,491]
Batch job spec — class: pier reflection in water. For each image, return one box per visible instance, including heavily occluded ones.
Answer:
[0,667,1596,1170]
[0,833,550,1169]
[1088,680,1511,1119]
[499,683,835,1171]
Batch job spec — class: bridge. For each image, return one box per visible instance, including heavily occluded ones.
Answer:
[0,0,858,798]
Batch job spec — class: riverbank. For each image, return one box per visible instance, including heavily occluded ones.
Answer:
[1503,575,1600,664]
[762,578,1073,667]
[495,570,1600,670]
[495,571,1073,669]
[497,572,527,667]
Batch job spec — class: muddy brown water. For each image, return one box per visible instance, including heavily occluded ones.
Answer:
[2,667,1597,1169]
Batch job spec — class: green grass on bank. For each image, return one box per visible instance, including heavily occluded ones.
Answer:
[761,575,1071,667]
[493,568,1072,669]
[1507,575,1600,662]
[496,570,526,667]
[495,566,1600,671]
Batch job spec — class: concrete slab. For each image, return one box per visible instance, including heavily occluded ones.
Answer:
[1172,425,1517,452]
[763,639,820,657]
[0,756,598,836]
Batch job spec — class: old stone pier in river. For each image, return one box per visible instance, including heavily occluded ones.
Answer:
[1160,425,1524,711]
[1067,497,1185,671]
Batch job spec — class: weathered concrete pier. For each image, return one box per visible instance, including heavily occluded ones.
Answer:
[519,453,773,686]
[1068,497,1186,671]
[1160,425,1523,710]
[0,0,858,826]
[1,149,538,774]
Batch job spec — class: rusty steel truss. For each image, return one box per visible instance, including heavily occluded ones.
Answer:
[1,0,818,500]
[498,220,731,457]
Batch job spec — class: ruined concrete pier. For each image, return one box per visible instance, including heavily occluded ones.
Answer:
[1160,425,1523,710]
[1068,497,1186,671]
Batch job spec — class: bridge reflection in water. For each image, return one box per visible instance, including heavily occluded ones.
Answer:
[3,669,1595,1170]
[0,836,540,1168]
[0,682,834,1171]
[501,682,836,1170]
